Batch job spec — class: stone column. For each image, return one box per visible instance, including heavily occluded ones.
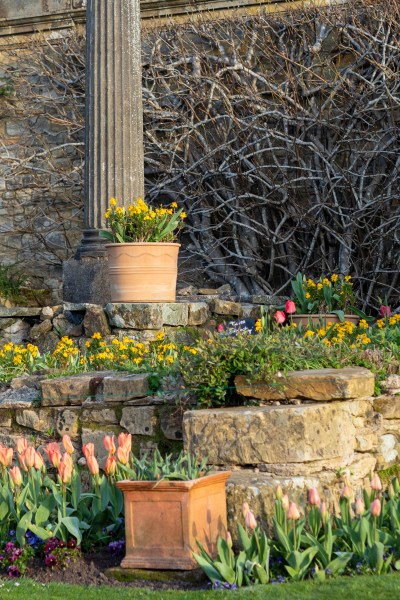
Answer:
[78,0,145,257]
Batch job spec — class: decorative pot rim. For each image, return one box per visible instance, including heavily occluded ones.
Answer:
[291,313,359,318]
[116,471,232,492]
[105,242,181,248]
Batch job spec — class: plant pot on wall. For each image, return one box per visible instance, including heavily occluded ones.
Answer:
[105,242,180,303]
[117,471,231,570]
[290,314,360,327]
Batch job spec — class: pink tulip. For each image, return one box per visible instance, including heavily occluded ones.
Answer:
[9,466,22,487]
[118,433,132,453]
[58,453,73,484]
[116,445,130,465]
[379,305,391,317]
[16,438,28,455]
[45,442,62,468]
[245,510,258,530]
[370,473,382,491]
[62,435,74,455]
[275,311,286,324]
[18,453,28,472]
[285,300,296,315]
[282,494,290,511]
[103,435,116,455]
[341,485,352,499]
[355,497,365,516]
[320,502,328,520]
[370,498,381,517]
[0,447,13,467]
[34,451,44,470]
[86,454,99,476]
[82,443,95,461]
[288,502,301,520]
[24,447,36,470]
[308,487,321,506]
[105,455,117,477]
[242,502,250,518]
[226,532,233,548]
[217,323,225,333]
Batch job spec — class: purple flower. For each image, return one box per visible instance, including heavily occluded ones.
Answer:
[7,565,20,578]
[67,539,77,549]
[45,554,58,568]
[57,541,66,548]
[5,542,15,553]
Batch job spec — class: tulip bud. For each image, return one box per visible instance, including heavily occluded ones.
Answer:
[355,497,365,516]
[34,451,44,470]
[58,453,73,484]
[87,454,99,476]
[105,455,117,477]
[82,443,95,461]
[320,501,328,523]
[245,510,258,530]
[379,305,391,318]
[226,532,233,549]
[24,446,36,469]
[0,447,13,467]
[116,445,130,465]
[45,442,62,468]
[388,483,395,499]
[282,493,290,511]
[370,473,382,492]
[308,487,321,506]
[370,498,381,517]
[341,485,352,499]
[285,300,296,315]
[9,466,22,487]
[242,502,250,518]
[288,502,300,520]
[118,432,132,453]
[276,485,283,500]
[16,437,28,455]
[275,311,286,325]
[62,435,74,455]
[103,435,116,455]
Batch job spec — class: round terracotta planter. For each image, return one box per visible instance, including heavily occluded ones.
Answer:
[290,314,360,327]
[105,242,180,303]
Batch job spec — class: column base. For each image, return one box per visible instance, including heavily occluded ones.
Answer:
[75,229,108,259]
[63,256,111,304]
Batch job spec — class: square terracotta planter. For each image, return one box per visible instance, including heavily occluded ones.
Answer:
[117,471,231,570]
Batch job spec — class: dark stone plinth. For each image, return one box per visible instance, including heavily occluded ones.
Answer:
[104,566,207,584]
[62,258,111,304]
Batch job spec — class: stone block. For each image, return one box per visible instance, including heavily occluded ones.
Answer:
[63,258,111,305]
[0,411,11,427]
[161,303,189,326]
[41,371,112,406]
[82,404,119,425]
[1,319,30,344]
[183,402,355,466]
[105,303,163,330]
[374,396,400,419]
[240,304,261,318]
[159,406,184,440]
[251,295,288,306]
[0,386,40,409]
[211,299,242,316]
[103,373,150,403]
[83,304,111,337]
[16,409,54,432]
[0,307,41,317]
[53,314,83,337]
[30,319,53,340]
[381,375,400,395]
[377,434,398,468]
[347,398,374,417]
[40,306,54,320]
[187,302,210,326]
[55,408,80,438]
[235,367,375,402]
[120,406,157,436]
[355,431,378,452]
[10,375,44,390]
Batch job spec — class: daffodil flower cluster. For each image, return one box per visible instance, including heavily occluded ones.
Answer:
[101,197,186,243]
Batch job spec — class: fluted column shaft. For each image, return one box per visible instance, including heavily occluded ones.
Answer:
[79,0,144,256]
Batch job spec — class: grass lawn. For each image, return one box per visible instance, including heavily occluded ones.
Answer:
[0,574,399,600]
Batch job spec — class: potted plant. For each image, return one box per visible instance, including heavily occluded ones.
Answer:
[114,448,231,570]
[100,198,186,302]
[280,273,360,327]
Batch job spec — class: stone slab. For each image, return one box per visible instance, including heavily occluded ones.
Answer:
[0,386,40,408]
[161,303,189,326]
[63,258,111,305]
[183,402,355,465]
[41,371,113,406]
[211,298,242,316]
[105,303,163,330]
[102,373,150,403]
[374,396,400,420]
[16,408,54,432]
[120,406,157,436]
[235,367,375,402]
[0,307,41,317]
[187,302,210,326]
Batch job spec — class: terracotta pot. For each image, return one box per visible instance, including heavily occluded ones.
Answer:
[105,242,180,303]
[117,471,231,570]
[290,314,360,327]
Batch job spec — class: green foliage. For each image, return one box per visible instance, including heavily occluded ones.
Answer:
[290,273,357,314]
[0,265,26,303]
[115,450,212,482]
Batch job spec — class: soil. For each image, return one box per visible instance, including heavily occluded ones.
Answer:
[23,552,210,590]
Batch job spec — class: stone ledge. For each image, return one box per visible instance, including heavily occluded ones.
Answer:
[235,367,375,402]
[183,402,355,466]
[41,371,115,407]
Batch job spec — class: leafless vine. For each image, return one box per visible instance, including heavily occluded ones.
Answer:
[0,0,399,307]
